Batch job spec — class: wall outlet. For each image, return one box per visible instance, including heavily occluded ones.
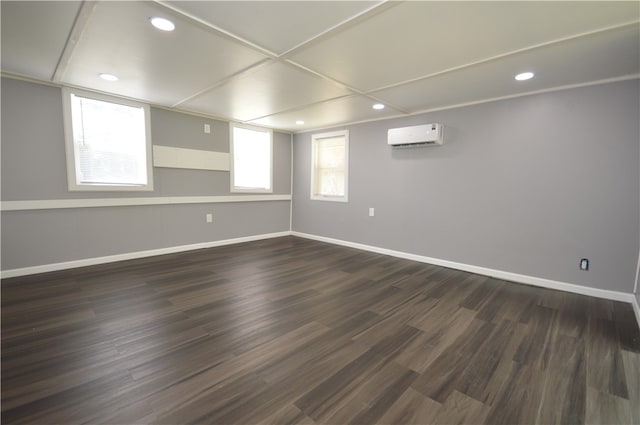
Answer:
[580,258,589,271]
[206,213,213,223]
[204,124,211,134]
[369,207,375,217]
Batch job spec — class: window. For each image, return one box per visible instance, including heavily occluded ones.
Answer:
[62,88,153,191]
[230,123,272,193]
[311,130,349,202]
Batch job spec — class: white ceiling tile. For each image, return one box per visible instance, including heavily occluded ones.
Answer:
[289,1,640,91]
[166,1,381,55]
[180,61,354,122]
[61,1,268,106]
[249,95,402,132]
[1,1,82,80]
[373,25,640,113]
[3,1,639,133]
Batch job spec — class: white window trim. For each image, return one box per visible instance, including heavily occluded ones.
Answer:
[61,87,154,191]
[229,122,273,194]
[310,129,349,203]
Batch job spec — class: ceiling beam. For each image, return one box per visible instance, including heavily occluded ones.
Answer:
[52,1,96,83]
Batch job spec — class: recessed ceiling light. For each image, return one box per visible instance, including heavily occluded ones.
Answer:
[150,17,175,32]
[296,120,305,125]
[99,73,118,82]
[373,103,385,110]
[515,72,534,81]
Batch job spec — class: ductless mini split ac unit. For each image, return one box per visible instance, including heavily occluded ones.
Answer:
[388,123,444,147]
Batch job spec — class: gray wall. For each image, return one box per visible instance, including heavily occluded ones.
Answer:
[1,77,291,270]
[1,78,292,200]
[292,80,640,294]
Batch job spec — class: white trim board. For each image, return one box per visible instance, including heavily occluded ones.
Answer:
[0,231,291,279]
[153,145,230,171]
[292,231,639,307]
[0,194,291,212]
[634,249,640,294]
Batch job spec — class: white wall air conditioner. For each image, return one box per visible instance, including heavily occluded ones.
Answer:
[388,123,443,147]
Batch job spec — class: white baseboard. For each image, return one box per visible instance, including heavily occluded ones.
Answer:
[1,231,292,279]
[292,232,638,308]
[4,229,640,330]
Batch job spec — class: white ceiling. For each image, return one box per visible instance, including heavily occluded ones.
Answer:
[2,1,639,133]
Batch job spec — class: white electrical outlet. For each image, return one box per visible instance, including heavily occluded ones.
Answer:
[204,124,211,134]
[206,213,213,223]
[369,208,375,217]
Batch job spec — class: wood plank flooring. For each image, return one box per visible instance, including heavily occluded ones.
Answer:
[2,236,639,424]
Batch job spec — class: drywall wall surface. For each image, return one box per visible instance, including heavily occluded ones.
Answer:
[292,80,640,293]
[0,77,292,200]
[150,107,230,152]
[1,77,291,272]
[1,79,68,201]
[1,201,289,269]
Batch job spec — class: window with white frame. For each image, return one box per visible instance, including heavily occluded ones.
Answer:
[311,130,349,202]
[62,88,153,191]
[230,123,273,193]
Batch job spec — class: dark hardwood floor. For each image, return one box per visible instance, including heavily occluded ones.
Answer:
[2,236,639,424]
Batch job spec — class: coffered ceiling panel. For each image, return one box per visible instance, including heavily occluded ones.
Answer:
[373,24,640,113]
[165,0,382,56]
[179,60,354,122]
[249,95,400,132]
[2,1,638,133]
[289,1,639,92]
[0,1,82,80]
[61,1,268,105]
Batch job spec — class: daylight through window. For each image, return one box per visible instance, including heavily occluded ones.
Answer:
[230,124,272,192]
[63,88,152,191]
[311,130,349,202]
